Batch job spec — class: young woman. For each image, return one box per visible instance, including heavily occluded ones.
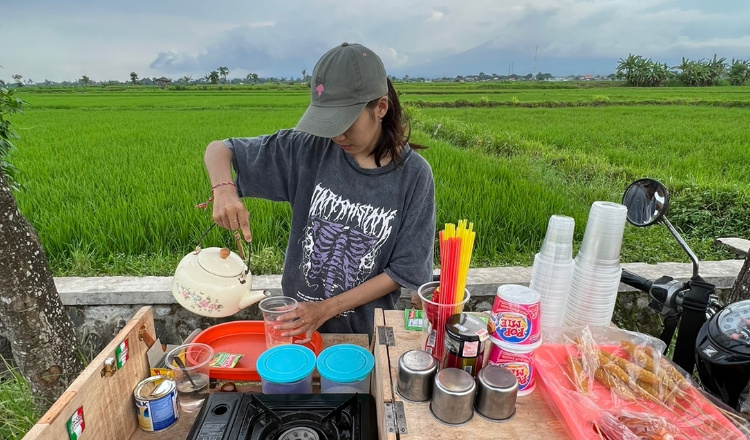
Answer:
[203,42,435,342]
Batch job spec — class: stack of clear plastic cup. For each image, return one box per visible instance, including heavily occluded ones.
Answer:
[529,215,576,330]
[564,202,628,327]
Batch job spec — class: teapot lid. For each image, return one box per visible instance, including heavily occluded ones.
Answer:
[197,247,246,278]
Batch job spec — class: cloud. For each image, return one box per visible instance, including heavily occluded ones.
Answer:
[426,11,444,22]
[4,0,750,81]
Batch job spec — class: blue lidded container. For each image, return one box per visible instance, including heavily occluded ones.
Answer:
[316,344,374,394]
[256,345,316,394]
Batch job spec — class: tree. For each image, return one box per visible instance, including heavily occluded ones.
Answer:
[130,72,139,85]
[301,69,307,83]
[0,86,84,410]
[11,74,23,87]
[727,59,750,86]
[208,71,220,84]
[155,77,171,89]
[218,66,229,84]
[81,75,91,86]
[727,254,750,304]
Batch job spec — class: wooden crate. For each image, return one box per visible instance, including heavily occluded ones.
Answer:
[23,306,157,440]
[373,308,572,440]
[23,306,370,440]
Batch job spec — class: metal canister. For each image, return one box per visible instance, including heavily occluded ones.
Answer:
[430,368,476,425]
[134,376,179,432]
[442,313,488,377]
[474,364,518,421]
[397,349,438,402]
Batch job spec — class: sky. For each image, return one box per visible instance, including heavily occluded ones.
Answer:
[2,0,749,83]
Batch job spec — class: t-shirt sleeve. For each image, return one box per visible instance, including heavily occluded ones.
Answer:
[223,129,302,202]
[384,163,436,291]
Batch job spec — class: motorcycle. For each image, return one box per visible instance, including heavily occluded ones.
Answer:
[620,178,750,411]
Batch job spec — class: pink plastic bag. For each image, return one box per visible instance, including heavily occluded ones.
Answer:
[534,326,749,440]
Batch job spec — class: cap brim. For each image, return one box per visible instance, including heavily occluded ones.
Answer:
[294,102,366,138]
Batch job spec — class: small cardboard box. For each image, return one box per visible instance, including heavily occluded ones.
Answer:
[146,329,202,378]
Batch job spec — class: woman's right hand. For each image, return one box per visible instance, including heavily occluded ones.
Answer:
[212,185,252,242]
[204,140,252,242]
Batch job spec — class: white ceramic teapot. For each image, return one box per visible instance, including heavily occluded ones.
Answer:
[172,228,268,317]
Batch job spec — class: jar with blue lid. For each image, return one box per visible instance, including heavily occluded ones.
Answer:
[316,344,374,394]
[256,345,316,394]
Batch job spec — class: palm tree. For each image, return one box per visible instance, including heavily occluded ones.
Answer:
[616,54,640,86]
[707,54,727,85]
[208,71,220,84]
[130,72,139,85]
[218,66,229,84]
[728,59,750,86]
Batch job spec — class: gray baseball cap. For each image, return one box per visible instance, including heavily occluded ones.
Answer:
[295,42,388,138]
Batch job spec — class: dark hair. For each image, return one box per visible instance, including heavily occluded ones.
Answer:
[366,78,425,167]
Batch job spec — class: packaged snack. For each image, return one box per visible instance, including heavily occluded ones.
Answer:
[535,326,750,440]
[209,352,244,368]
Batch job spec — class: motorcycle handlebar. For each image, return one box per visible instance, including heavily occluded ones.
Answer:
[620,269,654,293]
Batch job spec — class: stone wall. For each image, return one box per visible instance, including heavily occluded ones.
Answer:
[36,260,744,359]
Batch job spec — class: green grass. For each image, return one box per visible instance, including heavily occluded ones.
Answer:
[0,365,41,440]
[9,84,749,276]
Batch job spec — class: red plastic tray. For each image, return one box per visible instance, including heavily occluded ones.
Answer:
[192,321,323,381]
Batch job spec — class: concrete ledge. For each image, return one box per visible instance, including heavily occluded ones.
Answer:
[715,237,750,256]
[55,260,745,306]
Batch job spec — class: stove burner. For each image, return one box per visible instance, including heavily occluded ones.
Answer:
[279,426,320,440]
[186,393,377,440]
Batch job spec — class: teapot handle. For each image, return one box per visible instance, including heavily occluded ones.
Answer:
[196,223,252,275]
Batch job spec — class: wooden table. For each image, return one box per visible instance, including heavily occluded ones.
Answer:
[373,309,571,440]
[23,307,369,440]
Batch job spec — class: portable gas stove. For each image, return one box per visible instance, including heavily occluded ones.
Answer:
[185,392,377,440]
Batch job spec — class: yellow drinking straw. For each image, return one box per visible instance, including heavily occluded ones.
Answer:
[454,220,475,305]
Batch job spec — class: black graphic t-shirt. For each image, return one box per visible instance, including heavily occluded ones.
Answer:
[226,130,435,335]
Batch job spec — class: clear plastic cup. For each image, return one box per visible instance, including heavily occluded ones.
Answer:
[165,343,213,412]
[530,253,575,330]
[258,296,298,348]
[418,281,470,362]
[578,202,627,263]
[539,215,575,263]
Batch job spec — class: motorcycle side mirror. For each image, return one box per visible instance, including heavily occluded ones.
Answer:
[622,178,670,227]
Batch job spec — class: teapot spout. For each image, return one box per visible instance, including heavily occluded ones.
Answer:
[239,289,270,310]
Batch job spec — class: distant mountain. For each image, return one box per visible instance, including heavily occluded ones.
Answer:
[392,42,620,79]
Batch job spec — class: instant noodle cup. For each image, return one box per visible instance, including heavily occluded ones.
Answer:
[486,338,535,396]
[489,284,542,350]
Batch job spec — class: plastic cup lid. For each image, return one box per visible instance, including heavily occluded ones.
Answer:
[256,345,316,383]
[316,344,374,383]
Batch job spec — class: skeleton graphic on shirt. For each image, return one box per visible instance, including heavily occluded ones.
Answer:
[300,184,397,307]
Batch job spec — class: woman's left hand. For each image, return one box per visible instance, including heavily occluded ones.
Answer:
[276,301,332,344]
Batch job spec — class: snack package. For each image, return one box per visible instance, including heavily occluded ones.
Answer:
[404,308,424,331]
[535,326,750,440]
[209,352,244,368]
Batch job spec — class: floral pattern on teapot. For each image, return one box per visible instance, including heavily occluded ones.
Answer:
[175,282,225,313]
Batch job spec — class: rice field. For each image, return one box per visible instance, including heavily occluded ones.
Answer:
[9,83,750,276]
